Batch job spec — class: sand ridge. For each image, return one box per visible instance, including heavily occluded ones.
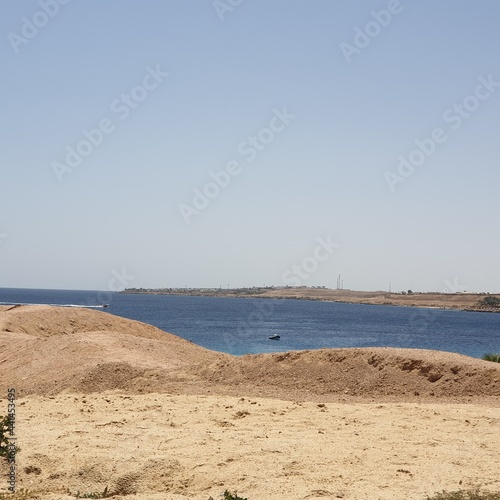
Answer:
[0,305,499,499]
[0,305,228,397]
[1,305,499,403]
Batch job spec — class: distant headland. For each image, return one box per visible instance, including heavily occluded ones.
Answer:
[121,286,500,313]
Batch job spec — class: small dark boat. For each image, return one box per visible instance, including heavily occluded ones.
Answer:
[101,304,109,308]
[268,334,280,340]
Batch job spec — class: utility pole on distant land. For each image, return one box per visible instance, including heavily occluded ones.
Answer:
[389,281,391,293]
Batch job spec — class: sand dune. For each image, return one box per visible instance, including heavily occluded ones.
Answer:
[0,305,499,499]
[198,347,500,403]
[1,305,499,402]
[0,305,228,396]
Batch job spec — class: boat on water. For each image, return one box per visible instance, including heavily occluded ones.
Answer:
[268,334,280,340]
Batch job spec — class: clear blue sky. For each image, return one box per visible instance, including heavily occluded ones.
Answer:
[1,0,499,292]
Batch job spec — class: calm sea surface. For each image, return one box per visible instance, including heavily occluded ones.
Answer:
[1,288,499,359]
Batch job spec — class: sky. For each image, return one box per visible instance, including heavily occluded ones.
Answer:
[1,0,499,293]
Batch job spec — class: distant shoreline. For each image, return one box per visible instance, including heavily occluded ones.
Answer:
[120,287,500,313]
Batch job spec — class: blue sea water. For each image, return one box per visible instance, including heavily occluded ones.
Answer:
[1,288,499,359]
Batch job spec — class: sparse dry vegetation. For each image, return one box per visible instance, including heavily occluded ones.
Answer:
[425,489,500,499]
[0,490,37,500]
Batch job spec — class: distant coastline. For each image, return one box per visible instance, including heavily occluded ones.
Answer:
[120,286,500,313]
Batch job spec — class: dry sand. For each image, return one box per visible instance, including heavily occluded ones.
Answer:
[0,305,499,499]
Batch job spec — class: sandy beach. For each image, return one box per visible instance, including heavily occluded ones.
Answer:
[1,305,499,499]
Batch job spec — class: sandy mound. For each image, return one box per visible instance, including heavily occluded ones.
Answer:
[1,306,500,499]
[1,305,499,403]
[199,348,500,401]
[0,305,228,396]
[0,304,186,340]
